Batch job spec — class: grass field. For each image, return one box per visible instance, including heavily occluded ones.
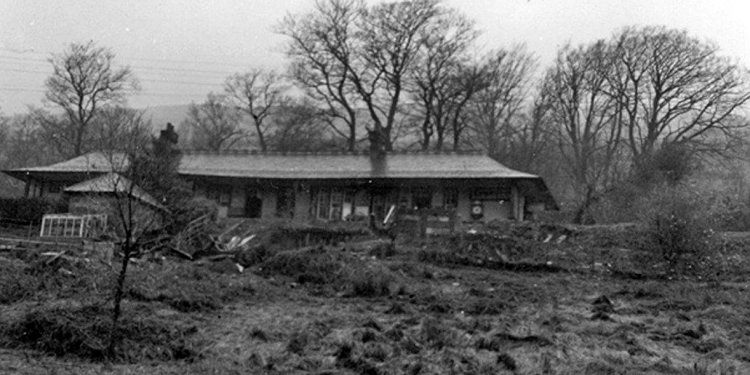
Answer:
[1,223,749,374]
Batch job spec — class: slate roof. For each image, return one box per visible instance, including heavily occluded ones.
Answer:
[3,150,557,208]
[64,173,164,210]
[178,151,540,180]
[3,152,128,179]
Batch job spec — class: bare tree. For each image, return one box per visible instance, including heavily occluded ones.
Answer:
[356,0,441,150]
[268,99,332,152]
[40,41,138,158]
[279,0,363,151]
[182,93,244,151]
[280,0,445,151]
[2,113,59,169]
[541,42,625,223]
[465,45,537,157]
[607,26,750,170]
[224,69,287,152]
[92,106,152,153]
[410,9,480,150]
[72,111,163,357]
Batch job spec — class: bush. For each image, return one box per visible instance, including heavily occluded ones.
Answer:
[0,302,201,362]
[168,196,219,233]
[259,245,342,285]
[347,268,393,297]
[0,197,67,223]
[126,262,255,312]
[0,257,38,304]
[0,250,111,303]
[640,186,716,275]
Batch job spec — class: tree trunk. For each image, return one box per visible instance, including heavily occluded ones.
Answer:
[572,187,597,225]
[108,240,132,358]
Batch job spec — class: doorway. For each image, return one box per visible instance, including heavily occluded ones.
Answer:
[245,190,262,218]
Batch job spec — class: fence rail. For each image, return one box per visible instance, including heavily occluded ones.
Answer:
[0,217,38,239]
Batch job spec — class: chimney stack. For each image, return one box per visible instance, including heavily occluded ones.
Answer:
[368,128,386,160]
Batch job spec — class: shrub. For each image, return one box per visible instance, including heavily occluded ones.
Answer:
[0,197,67,223]
[126,262,255,312]
[0,257,38,304]
[347,268,393,297]
[0,302,201,362]
[259,245,342,285]
[640,186,716,275]
[168,196,219,233]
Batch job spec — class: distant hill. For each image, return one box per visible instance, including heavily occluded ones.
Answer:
[140,105,190,131]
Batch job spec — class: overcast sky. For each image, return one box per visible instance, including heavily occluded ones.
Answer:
[1,0,749,115]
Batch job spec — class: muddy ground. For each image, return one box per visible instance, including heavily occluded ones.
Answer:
[1,222,749,374]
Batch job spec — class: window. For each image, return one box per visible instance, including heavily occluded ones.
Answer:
[412,188,432,209]
[276,187,295,218]
[398,189,411,209]
[313,187,349,220]
[47,184,62,194]
[470,185,510,201]
[219,189,232,206]
[207,185,232,206]
[443,188,458,208]
[40,214,107,238]
[330,191,344,220]
[315,188,330,219]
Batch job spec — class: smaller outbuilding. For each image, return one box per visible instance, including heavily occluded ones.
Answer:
[63,173,167,235]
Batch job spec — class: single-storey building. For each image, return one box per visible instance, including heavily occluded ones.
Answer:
[3,150,557,223]
[37,172,166,237]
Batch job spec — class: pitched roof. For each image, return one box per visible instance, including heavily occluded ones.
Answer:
[178,151,540,180]
[4,152,128,177]
[3,150,557,208]
[64,173,164,210]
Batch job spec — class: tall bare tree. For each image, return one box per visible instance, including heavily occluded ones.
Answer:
[356,0,441,150]
[268,99,332,152]
[410,9,480,150]
[2,113,59,169]
[95,116,176,358]
[40,41,138,158]
[541,42,625,223]
[92,106,152,154]
[465,45,537,157]
[224,69,287,152]
[607,26,750,170]
[182,93,244,152]
[279,0,363,151]
[280,0,445,151]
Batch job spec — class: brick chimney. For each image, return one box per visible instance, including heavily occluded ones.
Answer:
[368,128,387,176]
[368,128,386,159]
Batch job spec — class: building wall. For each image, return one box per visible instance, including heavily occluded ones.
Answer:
[261,189,277,220]
[455,189,471,221]
[229,185,246,216]
[68,194,163,235]
[196,178,539,222]
[294,184,311,221]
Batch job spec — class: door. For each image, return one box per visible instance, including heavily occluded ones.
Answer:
[245,189,262,218]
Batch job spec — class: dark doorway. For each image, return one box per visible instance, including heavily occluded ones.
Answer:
[245,190,262,218]
[412,188,433,210]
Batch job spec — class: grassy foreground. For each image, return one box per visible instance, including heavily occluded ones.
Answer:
[1,224,749,374]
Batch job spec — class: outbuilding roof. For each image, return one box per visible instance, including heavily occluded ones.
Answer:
[3,152,128,180]
[64,173,165,210]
